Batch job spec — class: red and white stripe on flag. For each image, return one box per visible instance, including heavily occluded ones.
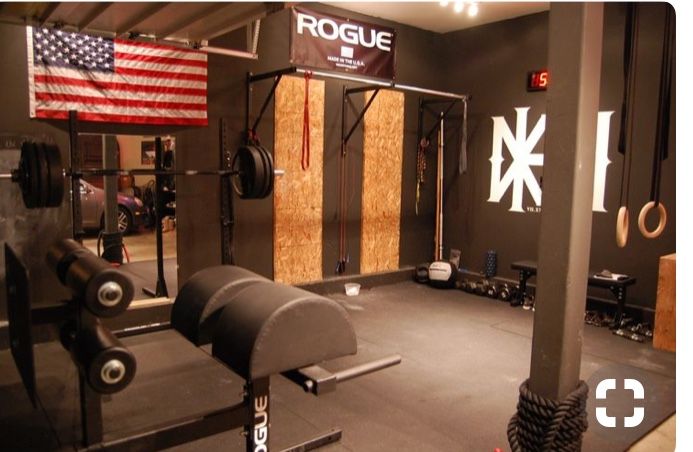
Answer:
[27,26,208,126]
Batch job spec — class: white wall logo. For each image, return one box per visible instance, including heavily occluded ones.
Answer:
[488,107,613,213]
[595,378,645,428]
[296,12,393,52]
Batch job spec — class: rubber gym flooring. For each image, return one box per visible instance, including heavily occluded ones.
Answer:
[0,281,675,451]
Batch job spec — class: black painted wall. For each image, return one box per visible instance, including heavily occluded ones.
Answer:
[176,4,448,284]
[441,3,676,309]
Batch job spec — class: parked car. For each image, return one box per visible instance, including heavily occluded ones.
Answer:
[79,180,148,234]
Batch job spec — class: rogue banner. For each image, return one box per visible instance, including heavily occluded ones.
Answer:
[290,7,396,79]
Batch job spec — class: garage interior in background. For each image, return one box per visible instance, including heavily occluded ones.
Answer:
[0,2,678,451]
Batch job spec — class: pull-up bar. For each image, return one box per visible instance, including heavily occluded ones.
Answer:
[245,66,468,140]
[244,65,470,275]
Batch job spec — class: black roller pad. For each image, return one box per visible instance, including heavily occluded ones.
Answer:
[212,281,357,380]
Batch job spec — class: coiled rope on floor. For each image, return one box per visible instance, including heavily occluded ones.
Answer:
[507,379,589,451]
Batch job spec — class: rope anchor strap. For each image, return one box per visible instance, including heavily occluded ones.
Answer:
[507,379,589,452]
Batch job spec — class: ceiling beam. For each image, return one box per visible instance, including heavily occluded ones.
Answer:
[203,3,277,41]
[116,2,171,37]
[38,2,62,27]
[78,2,115,32]
[157,3,229,39]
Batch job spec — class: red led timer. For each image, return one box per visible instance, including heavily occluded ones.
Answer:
[527,69,549,91]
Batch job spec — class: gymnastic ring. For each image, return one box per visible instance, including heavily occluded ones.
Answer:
[638,201,667,238]
[616,206,629,248]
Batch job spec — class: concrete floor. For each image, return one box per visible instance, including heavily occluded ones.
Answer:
[83,228,177,263]
[0,281,676,451]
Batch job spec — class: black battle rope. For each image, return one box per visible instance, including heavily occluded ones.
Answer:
[507,380,589,452]
[415,138,430,215]
[302,71,312,171]
[615,3,639,247]
[459,98,468,175]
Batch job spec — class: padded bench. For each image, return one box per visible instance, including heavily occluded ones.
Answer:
[511,260,636,327]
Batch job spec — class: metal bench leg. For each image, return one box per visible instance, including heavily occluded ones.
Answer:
[610,286,627,329]
[512,270,531,307]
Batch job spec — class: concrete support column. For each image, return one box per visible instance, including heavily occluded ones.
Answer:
[528,2,604,400]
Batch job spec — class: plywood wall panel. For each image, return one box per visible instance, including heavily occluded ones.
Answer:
[653,253,676,351]
[360,90,404,274]
[273,76,324,284]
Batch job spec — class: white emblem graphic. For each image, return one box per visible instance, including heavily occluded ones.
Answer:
[488,108,613,213]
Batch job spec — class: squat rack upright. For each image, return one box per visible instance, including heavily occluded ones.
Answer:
[245,66,469,274]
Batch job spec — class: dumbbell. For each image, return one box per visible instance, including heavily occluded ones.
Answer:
[61,319,136,394]
[498,283,519,302]
[474,280,490,296]
[47,239,134,317]
[485,282,499,299]
[414,263,430,284]
[459,279,469,292]
[462,280,476,294]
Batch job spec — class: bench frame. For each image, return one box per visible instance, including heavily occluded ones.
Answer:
[511,260,636,328]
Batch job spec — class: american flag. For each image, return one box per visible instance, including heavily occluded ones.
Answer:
[27,27,208,126]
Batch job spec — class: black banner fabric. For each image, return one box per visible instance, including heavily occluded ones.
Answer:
[290,7,396,79]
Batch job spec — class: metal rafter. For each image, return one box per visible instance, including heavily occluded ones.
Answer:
[38,2,62,27]
[202,3,272,41]
[116,2,172,37]
[78,2,114,32]
[157,3,228,40]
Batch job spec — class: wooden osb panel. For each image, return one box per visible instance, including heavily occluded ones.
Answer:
[273,76,324,284]
[653,254,676,351]
[360,90,404,274]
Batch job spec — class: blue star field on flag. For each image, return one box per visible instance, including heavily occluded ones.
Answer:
[33,27,114,72]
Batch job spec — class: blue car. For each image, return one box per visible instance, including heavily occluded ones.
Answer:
[79,180,148,234]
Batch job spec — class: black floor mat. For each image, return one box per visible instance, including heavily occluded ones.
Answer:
[0,281,675,451]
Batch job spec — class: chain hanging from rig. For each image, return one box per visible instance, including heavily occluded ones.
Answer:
[415,138,430,215]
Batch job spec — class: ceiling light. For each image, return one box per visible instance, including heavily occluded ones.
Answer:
[453,1,465,13]
[468,2,479,17]
[439,1,449,6]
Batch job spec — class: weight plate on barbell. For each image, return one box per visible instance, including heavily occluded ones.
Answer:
[36,142,50,208]
[231,147,252,198]
[232,145,270,199]
[248,146,265,199]
[257,145,274,199]
[19,142,40,208]
[44,144,65,207]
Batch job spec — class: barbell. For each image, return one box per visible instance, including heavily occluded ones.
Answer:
[0,142,281,209]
